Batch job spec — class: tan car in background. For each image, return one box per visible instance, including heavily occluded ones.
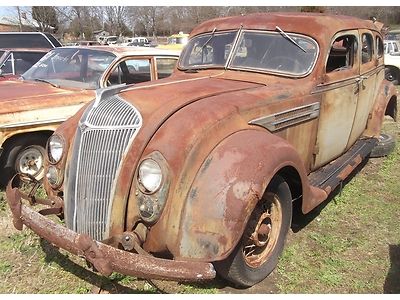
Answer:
[0,46,179,186]
[6,13,398,288]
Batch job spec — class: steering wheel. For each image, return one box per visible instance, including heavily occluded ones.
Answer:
[267,56,301,73]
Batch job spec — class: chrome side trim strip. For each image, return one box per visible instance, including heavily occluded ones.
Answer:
[0,117,68,129]
[249,102,320,132]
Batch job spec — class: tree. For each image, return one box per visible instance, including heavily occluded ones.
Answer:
[32,6,58,32]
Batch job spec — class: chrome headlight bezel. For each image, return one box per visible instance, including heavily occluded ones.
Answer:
[136,153,170,223]
[46,165,63,188]
[47,134,65,164]
[137,158,163,194]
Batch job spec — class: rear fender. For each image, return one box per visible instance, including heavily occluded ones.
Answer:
[364,80,398,137]
[177,129,318,261]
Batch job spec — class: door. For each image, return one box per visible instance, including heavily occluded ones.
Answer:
[347,30,379,147]
[312,31,360,170]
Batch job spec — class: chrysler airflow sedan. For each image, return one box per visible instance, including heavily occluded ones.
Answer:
[7,13,397,288]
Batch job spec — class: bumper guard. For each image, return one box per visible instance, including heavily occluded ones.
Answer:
[6,179,216,282]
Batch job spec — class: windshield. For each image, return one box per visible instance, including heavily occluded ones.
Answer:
[22,48,116,89]
[179,30,318,76]
[179,31,237,69]
[230,31,318,76]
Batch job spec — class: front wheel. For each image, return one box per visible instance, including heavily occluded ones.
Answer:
[214,175,292,287]
[0,136,48,187]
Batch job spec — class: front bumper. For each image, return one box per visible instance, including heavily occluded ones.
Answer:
[6,181,216,282]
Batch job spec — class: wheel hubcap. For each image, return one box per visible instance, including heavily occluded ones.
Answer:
[16,147,44,178]
[243,192,283,268]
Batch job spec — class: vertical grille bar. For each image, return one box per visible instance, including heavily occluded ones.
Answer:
[65,95,142,241]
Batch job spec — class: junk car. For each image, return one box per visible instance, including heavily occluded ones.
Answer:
[6,13,398,287]
[0,48,49,81]
[0,46,179,186]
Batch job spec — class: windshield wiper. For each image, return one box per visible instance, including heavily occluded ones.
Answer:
[34,78,60,88]
[275,26,307,53]
[201,27,217,51]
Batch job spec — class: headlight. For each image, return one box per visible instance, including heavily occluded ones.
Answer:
[47,134,64,164]
[138,159,162,194]
[46,165,63,188]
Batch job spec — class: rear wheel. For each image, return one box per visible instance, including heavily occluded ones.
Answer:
[214,175,292,287]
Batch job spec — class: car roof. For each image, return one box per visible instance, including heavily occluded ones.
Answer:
[190,12,383,46]
[58,46,181,57]
[0,48,49,52]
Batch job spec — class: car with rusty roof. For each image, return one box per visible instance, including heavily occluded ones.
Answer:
[6,13,398,288]
[0,46,180,185]
[0,48,49,81]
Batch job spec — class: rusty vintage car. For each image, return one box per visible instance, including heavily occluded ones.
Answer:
[0,46,179,186]
[6,13,398,287]
[0,48,49,81]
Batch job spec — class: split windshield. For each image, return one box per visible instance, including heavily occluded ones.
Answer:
[179,30,318,76]
[22,48,116,89]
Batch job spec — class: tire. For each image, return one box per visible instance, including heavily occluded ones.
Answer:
[0,136,47,187]
[370,133,396,158]
[214,175,292,287]
[385,66,399,85]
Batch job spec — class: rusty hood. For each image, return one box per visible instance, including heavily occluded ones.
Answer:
[0,80,94,115]
[118,74,263,126]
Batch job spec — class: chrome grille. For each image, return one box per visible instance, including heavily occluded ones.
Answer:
[65,95,142,241]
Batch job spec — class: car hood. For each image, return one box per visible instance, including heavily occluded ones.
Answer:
[0,80,94,115]
[118,74,263,124]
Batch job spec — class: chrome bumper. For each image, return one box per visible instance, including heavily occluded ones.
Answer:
[6,181,216,282]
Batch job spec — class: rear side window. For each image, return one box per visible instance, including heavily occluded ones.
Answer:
[361,33,373,64]
[0,34,54,48]
[326,35,357,72]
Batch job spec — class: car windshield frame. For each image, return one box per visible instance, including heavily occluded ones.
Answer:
[179,29,319,78]
[178,30,239,70]
[22,48,117,90]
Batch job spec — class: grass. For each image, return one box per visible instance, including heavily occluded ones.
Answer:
[0,97,399,294]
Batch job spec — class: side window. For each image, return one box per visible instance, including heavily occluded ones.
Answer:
[13,52,45,74]
[108,59,151,86]
[376,36,383,58]
[326,35,357,73]
[361,33,373,64]
[388,43,393,53]
[1,54,13,74]
[156,58,177,79]
[394,43,399,53]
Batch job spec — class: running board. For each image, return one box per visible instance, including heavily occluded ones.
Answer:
[308,138,378,195]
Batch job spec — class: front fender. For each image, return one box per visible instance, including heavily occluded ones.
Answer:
[177,129,312,261]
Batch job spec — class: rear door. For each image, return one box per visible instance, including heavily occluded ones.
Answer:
[313,30,360,169]
[347,30,382,147]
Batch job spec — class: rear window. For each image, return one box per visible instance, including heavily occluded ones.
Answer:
[0,33,56,48]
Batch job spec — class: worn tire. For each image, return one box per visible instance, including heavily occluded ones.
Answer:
[0,136,47,187]
[370,133,396,158]
[214,175,292,287]
[385,66,399,85]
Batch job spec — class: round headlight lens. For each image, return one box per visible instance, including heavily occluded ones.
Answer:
[138,159,162,194]
[47,134,64,164]
[46,165,62,188]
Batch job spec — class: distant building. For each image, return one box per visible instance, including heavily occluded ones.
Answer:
[93,30,109,42]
